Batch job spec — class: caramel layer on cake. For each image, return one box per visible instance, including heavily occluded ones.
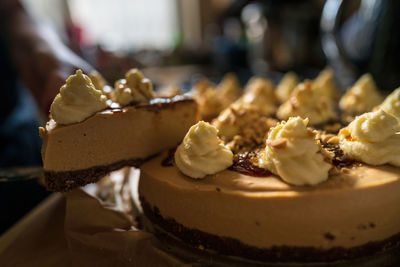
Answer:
[41,96,198,191]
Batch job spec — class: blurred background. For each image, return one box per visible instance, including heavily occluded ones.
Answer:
[1,0,400,234]
[20,0,400,89]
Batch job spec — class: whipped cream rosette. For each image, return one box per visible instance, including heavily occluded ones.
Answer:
[113,69,154,106]
[175,121,233,179]
[50,69,108,125]
[339,74,383,116]
[339,109,400,166]
[258,117,332,185]
[277,80,336,125]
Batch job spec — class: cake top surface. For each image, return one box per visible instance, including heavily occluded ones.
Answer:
[45,68,189,129]
[172,70,400,187]
[144,151,400,195]
[43,68,400,190]
[44,95,193,132]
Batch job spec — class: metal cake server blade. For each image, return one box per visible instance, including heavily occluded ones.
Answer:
[0,166,43,182]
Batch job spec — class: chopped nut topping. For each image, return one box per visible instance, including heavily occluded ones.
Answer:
[268,139,287,149]
[307,128,316,138]
[214,106,277,153]
[341,167,351,174]
[320,133,336,143]
[329,167,340,175]
[314,130,340,144]
[327,136,340,144]
[319,147,334,164]
[324,123,342,133]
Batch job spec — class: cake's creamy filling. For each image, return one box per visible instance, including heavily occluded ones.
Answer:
[174,121,233,179]
[113,69,154,106]
[50,69,108,125]
[277,80,336,125]
[257,117,332,186]
[276,71,299,103]
[339,74,383,115]
[339,109,400,166]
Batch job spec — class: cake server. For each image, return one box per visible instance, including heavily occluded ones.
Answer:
[0,166,43,182]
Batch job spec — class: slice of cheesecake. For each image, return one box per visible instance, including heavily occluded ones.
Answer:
[40,70,198,192]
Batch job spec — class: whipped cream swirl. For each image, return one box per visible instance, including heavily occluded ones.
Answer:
[276,71,299,103]
[114,68,154,106]
[50,69,108,125]
[234,77,277,116]
[277,80,336,125]
[89,71,107,92]
[217,73,241,106]
[175,121,233,179]
[313,68,340,100]
[339,109,400,166]
[258,117,332,186]
[192,79,223,118]
[212,106,241,140]
[379,87,400,121]
[339,74,382,115]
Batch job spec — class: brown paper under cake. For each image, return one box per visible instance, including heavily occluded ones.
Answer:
[64,181,188,266]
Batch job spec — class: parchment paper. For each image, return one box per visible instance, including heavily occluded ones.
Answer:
[63,168,187,266]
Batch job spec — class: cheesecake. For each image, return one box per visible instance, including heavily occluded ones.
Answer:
[42,67,400,263]
[137,71,400,263]
[40,69,198,192]
[138,116,400,263]
[139,152,400,263]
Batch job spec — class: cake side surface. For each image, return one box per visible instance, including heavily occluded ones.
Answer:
[139,153,400,254]
[41,97,198,191]
[140,196,400,263]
